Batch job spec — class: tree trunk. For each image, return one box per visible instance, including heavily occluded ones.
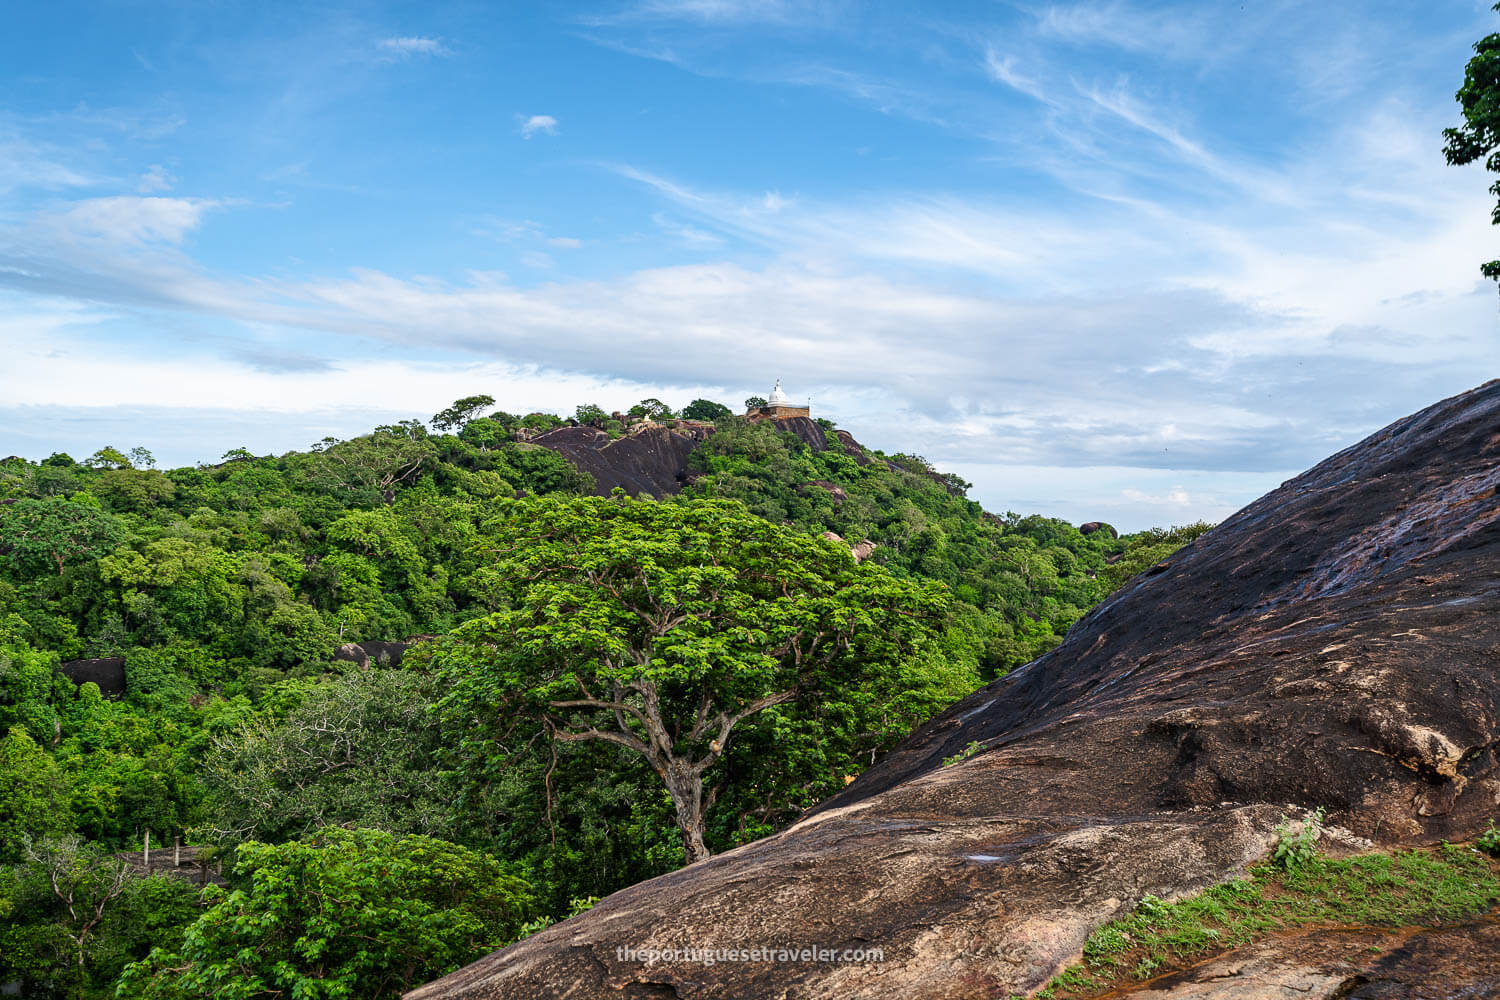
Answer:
[661,763,710,864]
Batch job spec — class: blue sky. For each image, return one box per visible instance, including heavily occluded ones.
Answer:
[2,0,1497,529]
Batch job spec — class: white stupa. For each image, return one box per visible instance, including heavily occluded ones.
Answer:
[748,379,810,421]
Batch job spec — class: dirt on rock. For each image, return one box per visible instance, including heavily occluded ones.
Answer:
[1107,918,1500,999]
[408,381,1500,1000]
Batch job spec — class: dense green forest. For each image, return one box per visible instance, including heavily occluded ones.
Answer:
[0,399,1208,998]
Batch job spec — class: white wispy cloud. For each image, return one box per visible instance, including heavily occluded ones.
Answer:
[0,136,97,194]
[589,0,830,27]
[652,212,725,248]
[376,36,451,58]
[1030,1,1242,62]
[472,217,581,249]
[519,114,559,138]
[136,164,175,194]
[40,196,220,246]
[982,50,1054,106]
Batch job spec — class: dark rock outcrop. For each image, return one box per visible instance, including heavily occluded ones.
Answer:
[1079,520,1118,538]
[807,480,848,503]
[409,381,1500,1000]
[59,656,126,697]
[332,637,432,670]
[532,416,836,498]
[771,416,828,452]
[531,424,711,497]
[818,531,876,563]
[832,429,874,465]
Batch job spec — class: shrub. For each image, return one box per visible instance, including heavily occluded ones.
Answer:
[1272,807,1324,870]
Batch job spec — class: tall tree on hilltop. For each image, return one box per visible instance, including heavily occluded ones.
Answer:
[680,398,733,421]
[431,395,496,432]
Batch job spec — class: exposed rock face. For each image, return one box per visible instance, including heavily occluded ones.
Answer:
[58,656,126,697]
[807,480,848,503]
[531,424,711,497]
[832,429,874,465]
[331,637,432,670]
[532,417,835,498]
[772,416,828,452]
[1079,521,1118,538]
[408,382,1500,1000]
[819,531,876,563]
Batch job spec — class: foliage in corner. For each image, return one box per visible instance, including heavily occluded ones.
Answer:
[117,827,536,1000]
[1444,1,1500,282]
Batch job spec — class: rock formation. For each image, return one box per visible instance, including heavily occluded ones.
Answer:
[832,429,874,466]
[768,416,828,452]
[58,656,127,697]
[408,381,1500,1000]
[819,531,876,563]
[332,637,432,670]
[530,424,711,497]
[530,417,870,499]
[807,480,848,503]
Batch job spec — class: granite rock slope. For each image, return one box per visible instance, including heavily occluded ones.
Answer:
[408,381,1500,1000]
[529,423,711,497]
[529,417,867,498]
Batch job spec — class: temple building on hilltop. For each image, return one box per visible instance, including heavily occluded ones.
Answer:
[746,380,810,421]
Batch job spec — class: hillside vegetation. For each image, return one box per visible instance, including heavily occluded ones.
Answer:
[0,399,1204,999]
[681,416,1209,677]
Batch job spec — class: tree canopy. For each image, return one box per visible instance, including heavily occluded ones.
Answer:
[680,398,733,421]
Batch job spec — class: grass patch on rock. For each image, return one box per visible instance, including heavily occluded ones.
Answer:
[1034,841,1500,998]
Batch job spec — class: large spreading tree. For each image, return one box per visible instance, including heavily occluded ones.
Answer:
[431,493,949,864]
[0,497,124,579]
